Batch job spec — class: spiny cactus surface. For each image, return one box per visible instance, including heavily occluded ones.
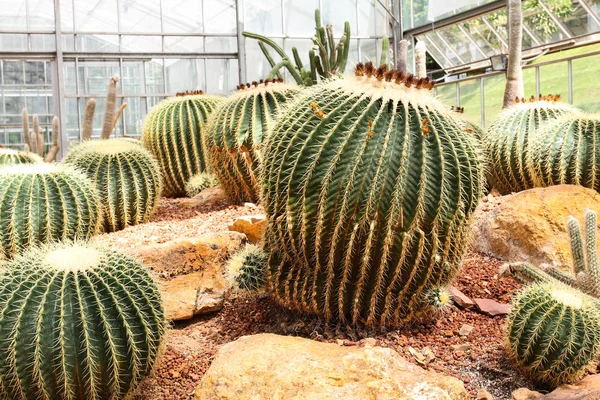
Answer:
[185,172,219,197]
[0,148,42,166]
[532,114,600,192]
[63,138,162,232]
[506,283,600,387]
[263,62,483,327]
[142,91,223,197]
[0,164,101,258]
[0,242,166,400]
[483,95,577,194]
[226,244,268,293]
[206,79,300,203]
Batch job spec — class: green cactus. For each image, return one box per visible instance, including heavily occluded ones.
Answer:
[262,62,484,327]
[185,172,219,197]
[142,91,223,197]
[0,148,42,165]
[0,242,166,399]
[506,283,600,388]
[483,95,577,194]
[0,164,101,258]
[531,114,600,192]
[206,79,300,203]
[226,244,268,293]
[63,138,162,233]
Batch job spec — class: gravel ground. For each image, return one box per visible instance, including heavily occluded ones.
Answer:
[106,196,537,400]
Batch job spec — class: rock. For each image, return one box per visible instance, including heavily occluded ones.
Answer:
[450,286,474,309]
[228,214,267,244]
[474,298,511,317]
[133,232,246,321]
[543,374,600,399]
[195,333,469,400]
[477,388,494,400]
[511,388,543,400]
[475,185,600,270]
[179,186,231,209]
[459,324,475,337]
[362,337,377,347]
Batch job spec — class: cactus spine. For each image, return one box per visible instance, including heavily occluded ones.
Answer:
[0,242,166,399]
[143,91,223,197]
[0,164,101,258]
[532,114,600,192]
[226,244,268,293]
[262,62,483,327]
[0,148,42,165]
[206,80,300,203]
[185,172,219,197]
[506,283,600,387]
[63,138,162,232]
[483,95,577,194]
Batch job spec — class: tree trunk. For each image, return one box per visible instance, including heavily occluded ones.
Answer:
[503,0,524,108]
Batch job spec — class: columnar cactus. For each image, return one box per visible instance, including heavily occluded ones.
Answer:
[0,242,166,399]
[143,91,223,197]
[185,172,219,197]
[531,114,600,191]
[0,148,42,165]
[263,62,484,327]
[206,79,300,203]
[226,244,268,293]
[63,138,162,232]
[483,95,577,194]
[506,283,600,387]
[0,164,101,258]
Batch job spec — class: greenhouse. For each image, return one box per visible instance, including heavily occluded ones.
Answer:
[2,0,600,399]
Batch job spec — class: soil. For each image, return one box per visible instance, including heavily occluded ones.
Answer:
[115,196,538,400]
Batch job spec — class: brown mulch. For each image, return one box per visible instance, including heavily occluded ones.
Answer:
[104,196,535,399]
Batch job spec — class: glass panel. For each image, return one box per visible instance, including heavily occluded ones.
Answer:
[145,59,165,94]
[122,61,145,95]
[563,1,600,37]
[539,61,568,99]
[244,0,283,36]
[418,35,449,69]
[359,39,378,65]
[119,0,161,33]
[31,34,56,51]
[24,61,46,85]
[28,0,55,30]
[77,61,120,94]
[166,59,205,93]
[204,0,236,33]
[402,0,412,30]
[483,73,506,126]
[346,39,360,69]
[523,0,567,44]
[4,61,24,84]
[121,35,163,53]
[284,0,318,36]
[162,0,202,33]
[429,32,462,65]
[205,37,237,52]
[61,0,74,31]
[321,0,357,34]
[63,61,77,95]
[76,35,120,52]
[62,34,75,51]
[206,58,238,94]
[122,97,144,137]
[437,25,477,63]
[66,98,80,142]
[0,0,27,30]
[435,82,456,108]
[459,78,481,126]
[245,37,283,83]
[461,20,498,58]
[147,96,165,110]
[523,67,537,97]
[0,34,28,52]
[74,0,119,32]
[164,37,205,53]
[573,53,600,111]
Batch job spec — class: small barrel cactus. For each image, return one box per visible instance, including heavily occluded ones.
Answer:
[483,95,577,194]
[506,283,600,387]
[0,164,101,258]
[0,242,166,399]
[185,172,219,197]
[206,79,300,203]
[142,90,223,197]
[0,148,42,165]
[263,62,483,327]
[531,114,600,192]
[226,244,268,293]
[63,138,162,232]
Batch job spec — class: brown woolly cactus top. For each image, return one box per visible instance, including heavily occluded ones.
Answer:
[354,61,435,90]
[236,78,285,91]
[515,94,561,104]
[176,90,205,97]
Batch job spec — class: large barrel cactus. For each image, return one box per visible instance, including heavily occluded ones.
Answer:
[206,79,300,203]
[0,148,42,165]
[63,138,162,232]
[0,242,166,399]
[263,62,483,327]
[506,283,600,387]
[483,95,577,194]
[142,91,223,197]
[0,164,101,258]
[531,113,600,191]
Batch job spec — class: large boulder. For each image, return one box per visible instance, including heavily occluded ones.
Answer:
[512,374,600,399]
[475,185,600,269]
[195,333,468,400]
[132,231,246,321]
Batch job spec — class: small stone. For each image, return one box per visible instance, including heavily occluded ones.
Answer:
[477,388,494,400]
[449,286,475,309]
[511,388,543,400]
[451,344,470,352]
[244,202,256,208]
[474,298,511,316]
[459,324,475,337]
[363,338,377,347]
[228,214,267,244]
[336,339,344,346]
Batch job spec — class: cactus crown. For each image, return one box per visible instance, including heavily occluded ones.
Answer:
[353,61,435,90]
[515,94,561,104]
[236,78,285,91]
[0,147,42,165]
[176,90,204,96]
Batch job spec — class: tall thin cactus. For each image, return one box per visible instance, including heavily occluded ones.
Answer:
[82,98,97,141]
[101,75,120,139]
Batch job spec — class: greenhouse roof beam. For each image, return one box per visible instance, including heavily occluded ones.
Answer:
[420,34,454,69]
[434,30,466,65]
[481,16,508,49]
[457,24,488,60]
[522,24,542,47]
[535,0,573,38]
[579,0,600,27]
